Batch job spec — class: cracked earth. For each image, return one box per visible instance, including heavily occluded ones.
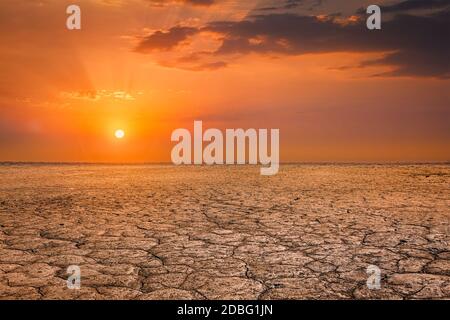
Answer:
[0,164,449,300]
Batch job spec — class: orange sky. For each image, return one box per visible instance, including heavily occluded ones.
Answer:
[0,0,449,162]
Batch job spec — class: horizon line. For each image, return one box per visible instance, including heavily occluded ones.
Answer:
[0,161,448,166]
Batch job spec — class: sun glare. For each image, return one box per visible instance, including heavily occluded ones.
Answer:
[115,129,125,139]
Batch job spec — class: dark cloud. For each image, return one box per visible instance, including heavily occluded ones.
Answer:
[358,0,450,14]
[190,61,228,71]
[146,0,215,6]
[136,1,450,78]
[205,10,450,78]
[361,50,450,78]
[258,0,324,11]
[136,26,198,52]
[284,0,305,9]
[183,0,215,5]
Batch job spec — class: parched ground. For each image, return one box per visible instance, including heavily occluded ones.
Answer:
[0,164,448,300]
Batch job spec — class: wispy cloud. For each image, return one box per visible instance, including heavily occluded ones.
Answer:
[60,90,139,101]
[145,0,215,7]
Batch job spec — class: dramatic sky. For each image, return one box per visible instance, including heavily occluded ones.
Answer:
[0,0,449,162]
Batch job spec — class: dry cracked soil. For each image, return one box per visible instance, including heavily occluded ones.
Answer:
[0,164,448,300]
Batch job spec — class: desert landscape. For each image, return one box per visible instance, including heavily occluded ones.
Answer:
[0,163,448,300]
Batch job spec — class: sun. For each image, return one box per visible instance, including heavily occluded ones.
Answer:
[114,129,125,139]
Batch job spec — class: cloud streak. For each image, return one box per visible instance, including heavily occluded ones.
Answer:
[145,0,215,6]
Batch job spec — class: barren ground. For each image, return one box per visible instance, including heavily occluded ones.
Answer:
[0,164,449,299]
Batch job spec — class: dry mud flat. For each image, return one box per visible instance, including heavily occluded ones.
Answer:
[0,164,448,300]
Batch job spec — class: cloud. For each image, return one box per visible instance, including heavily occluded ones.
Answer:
[172,60,227,71]
[60,90,138,102]
[189,61,227,70]
[145,0,215,6]
[258,0,324,12]
[135,1,450,78]
[357,0,450,14]
[185,0,215,5]
[136,26,198,52]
